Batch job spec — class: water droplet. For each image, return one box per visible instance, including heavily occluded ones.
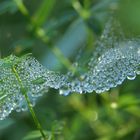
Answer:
[136,65,140,75]
[127,71,136,80]
[59,89,70,96]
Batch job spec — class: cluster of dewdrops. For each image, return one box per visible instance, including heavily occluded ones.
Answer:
[0,21,140,120]
[0,55,25,120]
[59,19,140,95]
[59,40,140,95]
[0,55,68,120]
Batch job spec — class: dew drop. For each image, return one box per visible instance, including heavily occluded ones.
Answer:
[59,89,70,96]
[136,65,140,75]
[127,71,136,80]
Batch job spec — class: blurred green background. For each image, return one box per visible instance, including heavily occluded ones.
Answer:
[0,0,140,140]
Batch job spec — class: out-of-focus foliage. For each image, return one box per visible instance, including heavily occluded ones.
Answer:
[118,0,140,36]
[0,0,140,140]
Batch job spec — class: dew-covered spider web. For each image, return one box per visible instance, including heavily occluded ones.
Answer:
[0,18,140,120]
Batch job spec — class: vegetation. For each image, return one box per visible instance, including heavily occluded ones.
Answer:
[0,0,140,140]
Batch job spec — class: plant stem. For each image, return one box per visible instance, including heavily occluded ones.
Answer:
[12,66,47,140]
[15,0,76,73]
[14,0,29,17]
